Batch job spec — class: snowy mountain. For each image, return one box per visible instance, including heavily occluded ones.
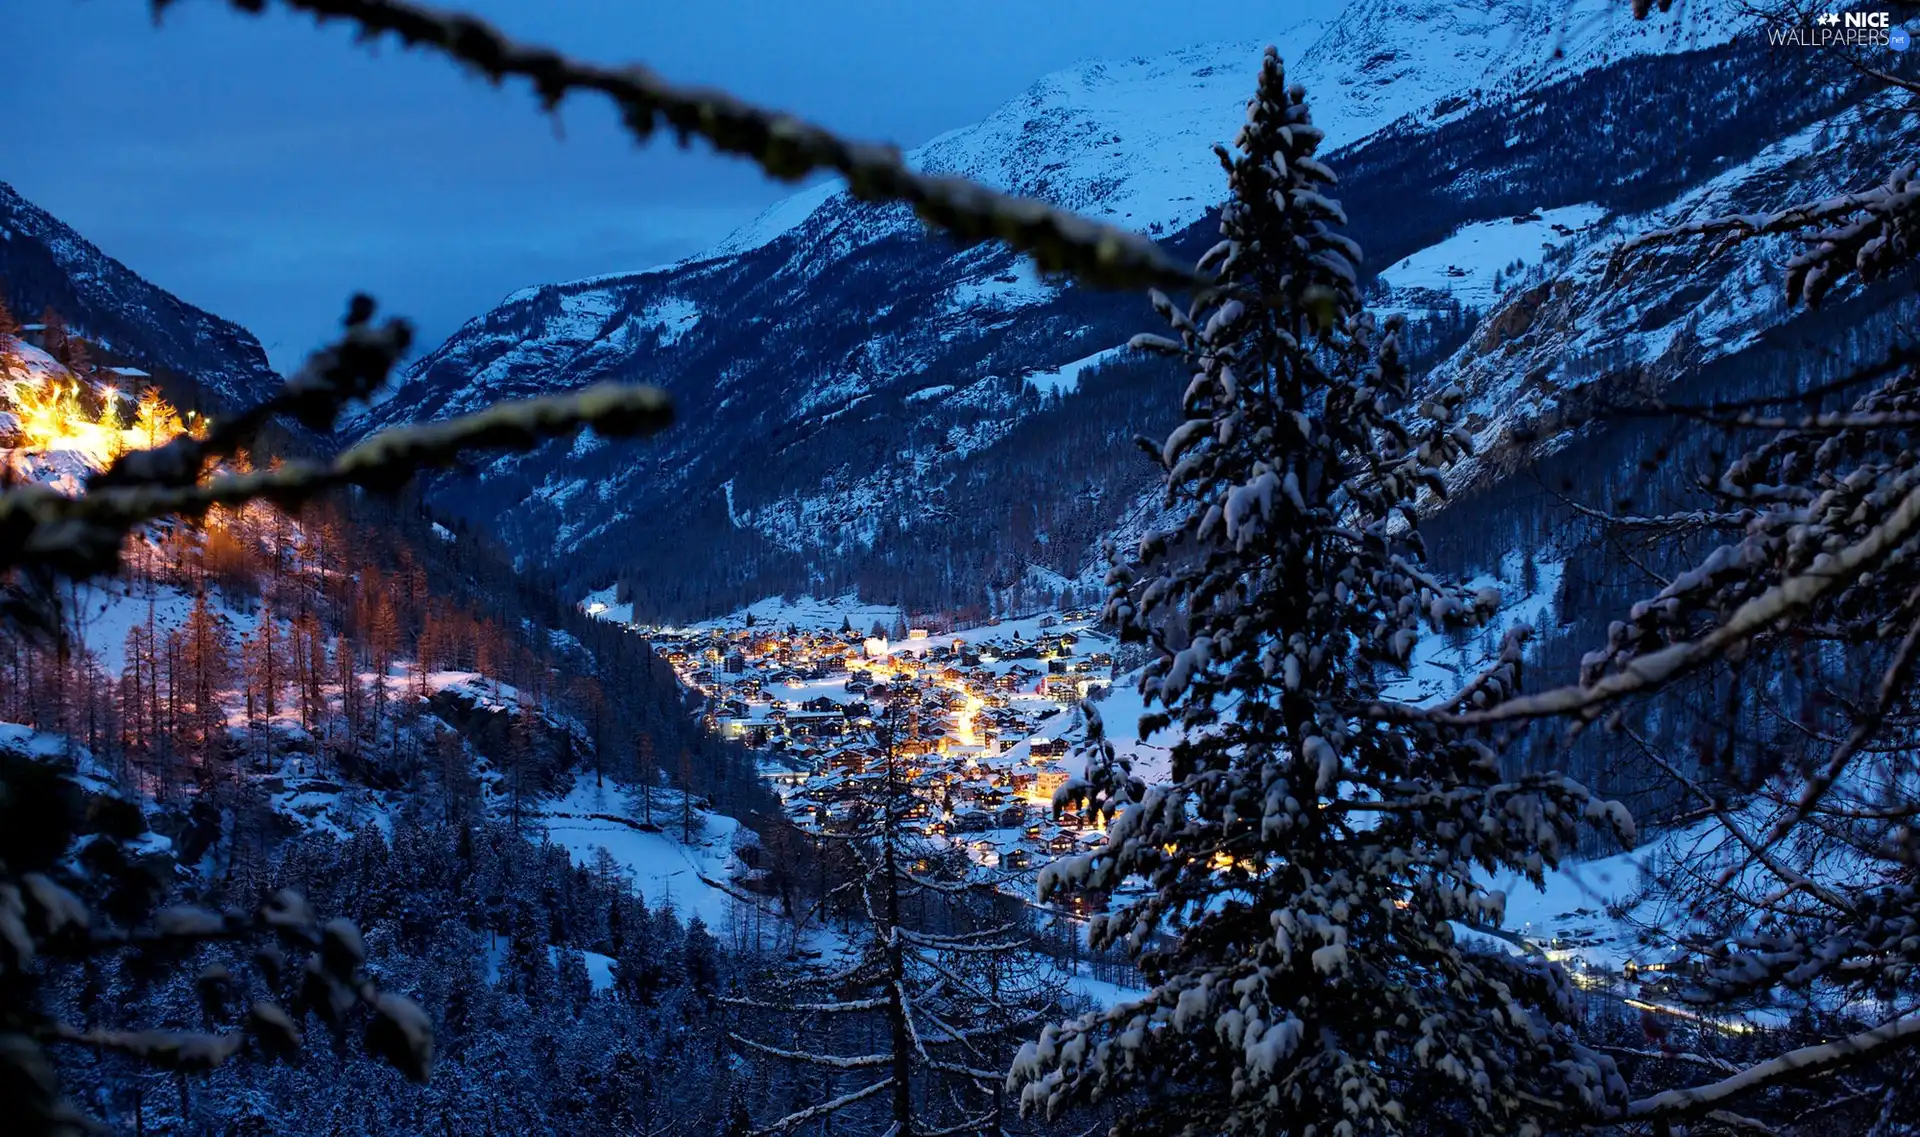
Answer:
[0,180,281,412]
[355,0,1869,622]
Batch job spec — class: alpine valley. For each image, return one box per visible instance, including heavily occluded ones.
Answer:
[10,1,1920,1134]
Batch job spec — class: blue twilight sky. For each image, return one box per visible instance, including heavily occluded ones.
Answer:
[7,0,1341,371]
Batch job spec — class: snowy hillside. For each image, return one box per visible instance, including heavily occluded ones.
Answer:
[358,0,1838,623]
[2,331,765,926]
[1423,96,1920,492]
[696,0,1742,266]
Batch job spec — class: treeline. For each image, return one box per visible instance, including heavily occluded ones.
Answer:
[42,814,748,1136]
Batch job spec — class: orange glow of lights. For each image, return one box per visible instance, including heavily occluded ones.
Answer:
[4,374,183,476]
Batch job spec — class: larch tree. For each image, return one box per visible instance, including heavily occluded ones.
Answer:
[731,703,1065,1136]
[180,590,233,782]
[1009,49,1636,1137]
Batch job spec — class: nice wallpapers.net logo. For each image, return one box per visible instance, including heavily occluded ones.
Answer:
[1768,9,1911,49]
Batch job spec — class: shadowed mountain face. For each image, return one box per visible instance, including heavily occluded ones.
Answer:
[346,1,1897,623]
[1,181,280,416]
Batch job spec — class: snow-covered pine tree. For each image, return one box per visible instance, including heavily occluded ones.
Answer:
[1009,48,1635,1136]
[729,704,1064,1135]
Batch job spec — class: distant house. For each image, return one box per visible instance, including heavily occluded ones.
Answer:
[953,809,992,833]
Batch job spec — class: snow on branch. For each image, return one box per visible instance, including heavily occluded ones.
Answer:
[746,1075,895,1136]
[1425,475,1920,725]
[170,0,1204,294]
[720,994,891,1014]
[1626,1011,1920,1123]
[729,1035,894,1069]
[1609,161,1918,307]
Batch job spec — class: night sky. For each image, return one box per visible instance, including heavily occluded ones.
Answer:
[10,0,1335,371]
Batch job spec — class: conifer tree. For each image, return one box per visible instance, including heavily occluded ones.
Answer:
[1011,49,1634,1136]
[335,631,362,753]
[244,602,285,752]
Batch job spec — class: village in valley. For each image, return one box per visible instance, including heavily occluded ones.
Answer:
[588,597,1133,887]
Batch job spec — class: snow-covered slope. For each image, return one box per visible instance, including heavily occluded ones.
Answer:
[358,0,1838,621]
[693,0,1742,266]
[1425,95,1920,491]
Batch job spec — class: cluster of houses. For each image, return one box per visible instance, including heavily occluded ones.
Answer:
[644,612,1120,873]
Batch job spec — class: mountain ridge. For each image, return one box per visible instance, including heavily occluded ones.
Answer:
[0,179,281,414]
[356,0,1838,623]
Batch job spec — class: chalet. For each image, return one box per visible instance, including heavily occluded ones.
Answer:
[952,809,992,833]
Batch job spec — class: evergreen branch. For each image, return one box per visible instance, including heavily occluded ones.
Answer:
[1748,588,1920,859]
[1418,476,1920,726]
[915,1110,1002,1137]
[171,0,1205,294]
[720,994,890,1014]
[1608,160,1919,306]
[897,930,1026,953]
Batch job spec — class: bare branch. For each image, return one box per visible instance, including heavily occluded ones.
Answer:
[747,1076,895,1136]
[1626,1011,1920,1123]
